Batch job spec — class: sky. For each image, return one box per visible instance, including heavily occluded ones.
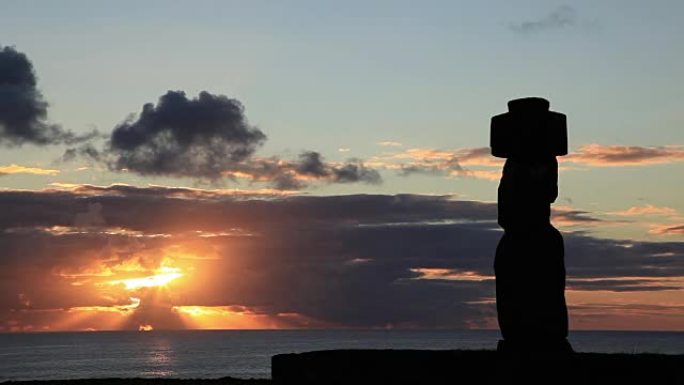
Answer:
[0,0,682,332]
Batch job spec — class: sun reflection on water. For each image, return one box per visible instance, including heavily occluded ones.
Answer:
[141,336,176,377]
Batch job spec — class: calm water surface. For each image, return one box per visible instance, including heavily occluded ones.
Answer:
[1,330,683,381]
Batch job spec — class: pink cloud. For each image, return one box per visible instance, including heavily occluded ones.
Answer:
[610,205,679,217]
[649,224,684,236]
[564,144,684,167]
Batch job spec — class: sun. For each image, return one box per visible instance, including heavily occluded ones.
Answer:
[108,265,184,291]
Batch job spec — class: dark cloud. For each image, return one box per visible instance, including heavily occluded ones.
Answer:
[296,151,328,176]
[565,237,684,279]
[651,225,684,236]
[222,152,382,190]
[298,151,381,184]
[333,162,381,183]
[62,143,101,163]
[0,187,682,330]
[510,5,577,34]
[552,208,605,227]
[0,186,494,232]
[390,151,463,177]
[0,46,97,146]
[68,91,381,189]
[105,90,267,179]
[0,47,339,188]
[398,161,462,177]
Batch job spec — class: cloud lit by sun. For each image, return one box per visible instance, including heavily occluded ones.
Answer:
[27,252,323,332]
[107,265,184,291]
[138,324,153,332]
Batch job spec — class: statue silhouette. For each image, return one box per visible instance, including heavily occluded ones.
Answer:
[491,97,573,354]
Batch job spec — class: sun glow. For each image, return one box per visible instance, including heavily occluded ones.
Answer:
[138,324,154,332]
[108,266,184,290]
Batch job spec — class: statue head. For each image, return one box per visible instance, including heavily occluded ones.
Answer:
[490,97,567,160]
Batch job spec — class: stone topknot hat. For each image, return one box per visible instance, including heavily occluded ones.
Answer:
[490,97,568,159]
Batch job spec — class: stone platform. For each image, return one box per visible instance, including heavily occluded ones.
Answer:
[271,349,683,384]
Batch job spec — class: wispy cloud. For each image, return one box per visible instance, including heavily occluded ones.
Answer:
[368,146,501,181]
[510,5,578,34]
[649,224,684,236]
[365,143,684,183]
[564,144,684,167]
[46,182,300,199]
[0,164,59,176]
[377,141,403,147]
[552,206,604,228]
[610,205,679,217]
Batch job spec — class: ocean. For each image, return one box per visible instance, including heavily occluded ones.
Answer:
[1,330,683,381]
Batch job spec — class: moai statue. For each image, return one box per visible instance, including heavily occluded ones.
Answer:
[490,97,573,354]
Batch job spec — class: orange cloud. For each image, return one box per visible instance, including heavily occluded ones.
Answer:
[564,144,684,166]
[368,147,502,181]
[453,147,503,167]
[373,147,500,167]
[410,268,494,282]
[4,225,169,238]
[567,288,684,331]
[368,144,684,182]
[0,164,59,176]
[46,183,300,199]
[610,204,679,217]
[649,224,684,236]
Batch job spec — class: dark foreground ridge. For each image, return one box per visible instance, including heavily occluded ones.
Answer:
[272,349,684,385]
[1,378,270,385]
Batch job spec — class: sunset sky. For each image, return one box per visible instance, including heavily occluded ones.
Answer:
[0,1,682,332]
